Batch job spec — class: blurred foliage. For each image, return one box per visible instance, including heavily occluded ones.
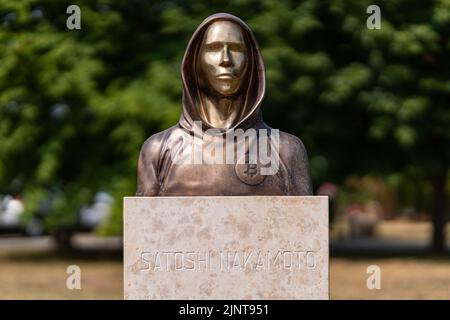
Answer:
[0,0,449,234]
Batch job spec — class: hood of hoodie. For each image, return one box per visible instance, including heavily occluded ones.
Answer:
[178,13,266,134]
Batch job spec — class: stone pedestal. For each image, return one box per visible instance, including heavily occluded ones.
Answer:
[124,196,328,299]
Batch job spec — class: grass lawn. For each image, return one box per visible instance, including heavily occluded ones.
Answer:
[0,250,449,299]
[331,257,450,299]
[0,250,123,299]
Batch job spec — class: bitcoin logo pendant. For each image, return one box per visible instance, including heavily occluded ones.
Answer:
[235,155,266,186]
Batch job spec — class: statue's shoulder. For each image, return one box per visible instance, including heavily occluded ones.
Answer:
[139,125,179,158]
[279,130,307,148]
[278,130,309,160]
[260,122,308,160]
[279,131,308,166]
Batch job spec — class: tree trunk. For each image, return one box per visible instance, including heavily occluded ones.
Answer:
[431,169,448,252]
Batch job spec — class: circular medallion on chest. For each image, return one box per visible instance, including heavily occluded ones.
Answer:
[234,154,267,186]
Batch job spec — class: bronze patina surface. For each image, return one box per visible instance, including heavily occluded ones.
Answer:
[136,13,312,196]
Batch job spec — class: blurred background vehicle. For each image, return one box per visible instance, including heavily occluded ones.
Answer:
[0,194,44,236]
[0,191,113,247]
[51,191,114,246]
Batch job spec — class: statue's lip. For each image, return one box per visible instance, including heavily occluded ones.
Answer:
[216,73,234,79]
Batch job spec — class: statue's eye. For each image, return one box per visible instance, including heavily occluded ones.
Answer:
[229,44,246,52]
[206,43,222,52]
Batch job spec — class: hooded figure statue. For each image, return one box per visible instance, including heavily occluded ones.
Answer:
[137,13,313,196]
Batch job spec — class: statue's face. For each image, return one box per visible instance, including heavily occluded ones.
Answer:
[198,20,248,97]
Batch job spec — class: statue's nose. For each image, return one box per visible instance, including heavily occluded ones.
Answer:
[219,46,232,67]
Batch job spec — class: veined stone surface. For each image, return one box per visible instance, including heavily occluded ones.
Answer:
[124,196,328,299]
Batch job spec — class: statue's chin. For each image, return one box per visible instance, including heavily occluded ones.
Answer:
[214,85,239,97]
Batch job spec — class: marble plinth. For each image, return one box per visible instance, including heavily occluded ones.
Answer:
[124,196,328,299]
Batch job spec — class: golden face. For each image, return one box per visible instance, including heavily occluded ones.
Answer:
[198,20,249,97]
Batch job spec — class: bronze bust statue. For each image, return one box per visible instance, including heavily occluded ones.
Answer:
[137,13,312,196]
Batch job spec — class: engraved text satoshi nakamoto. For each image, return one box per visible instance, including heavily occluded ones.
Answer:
[140,250,317,272]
